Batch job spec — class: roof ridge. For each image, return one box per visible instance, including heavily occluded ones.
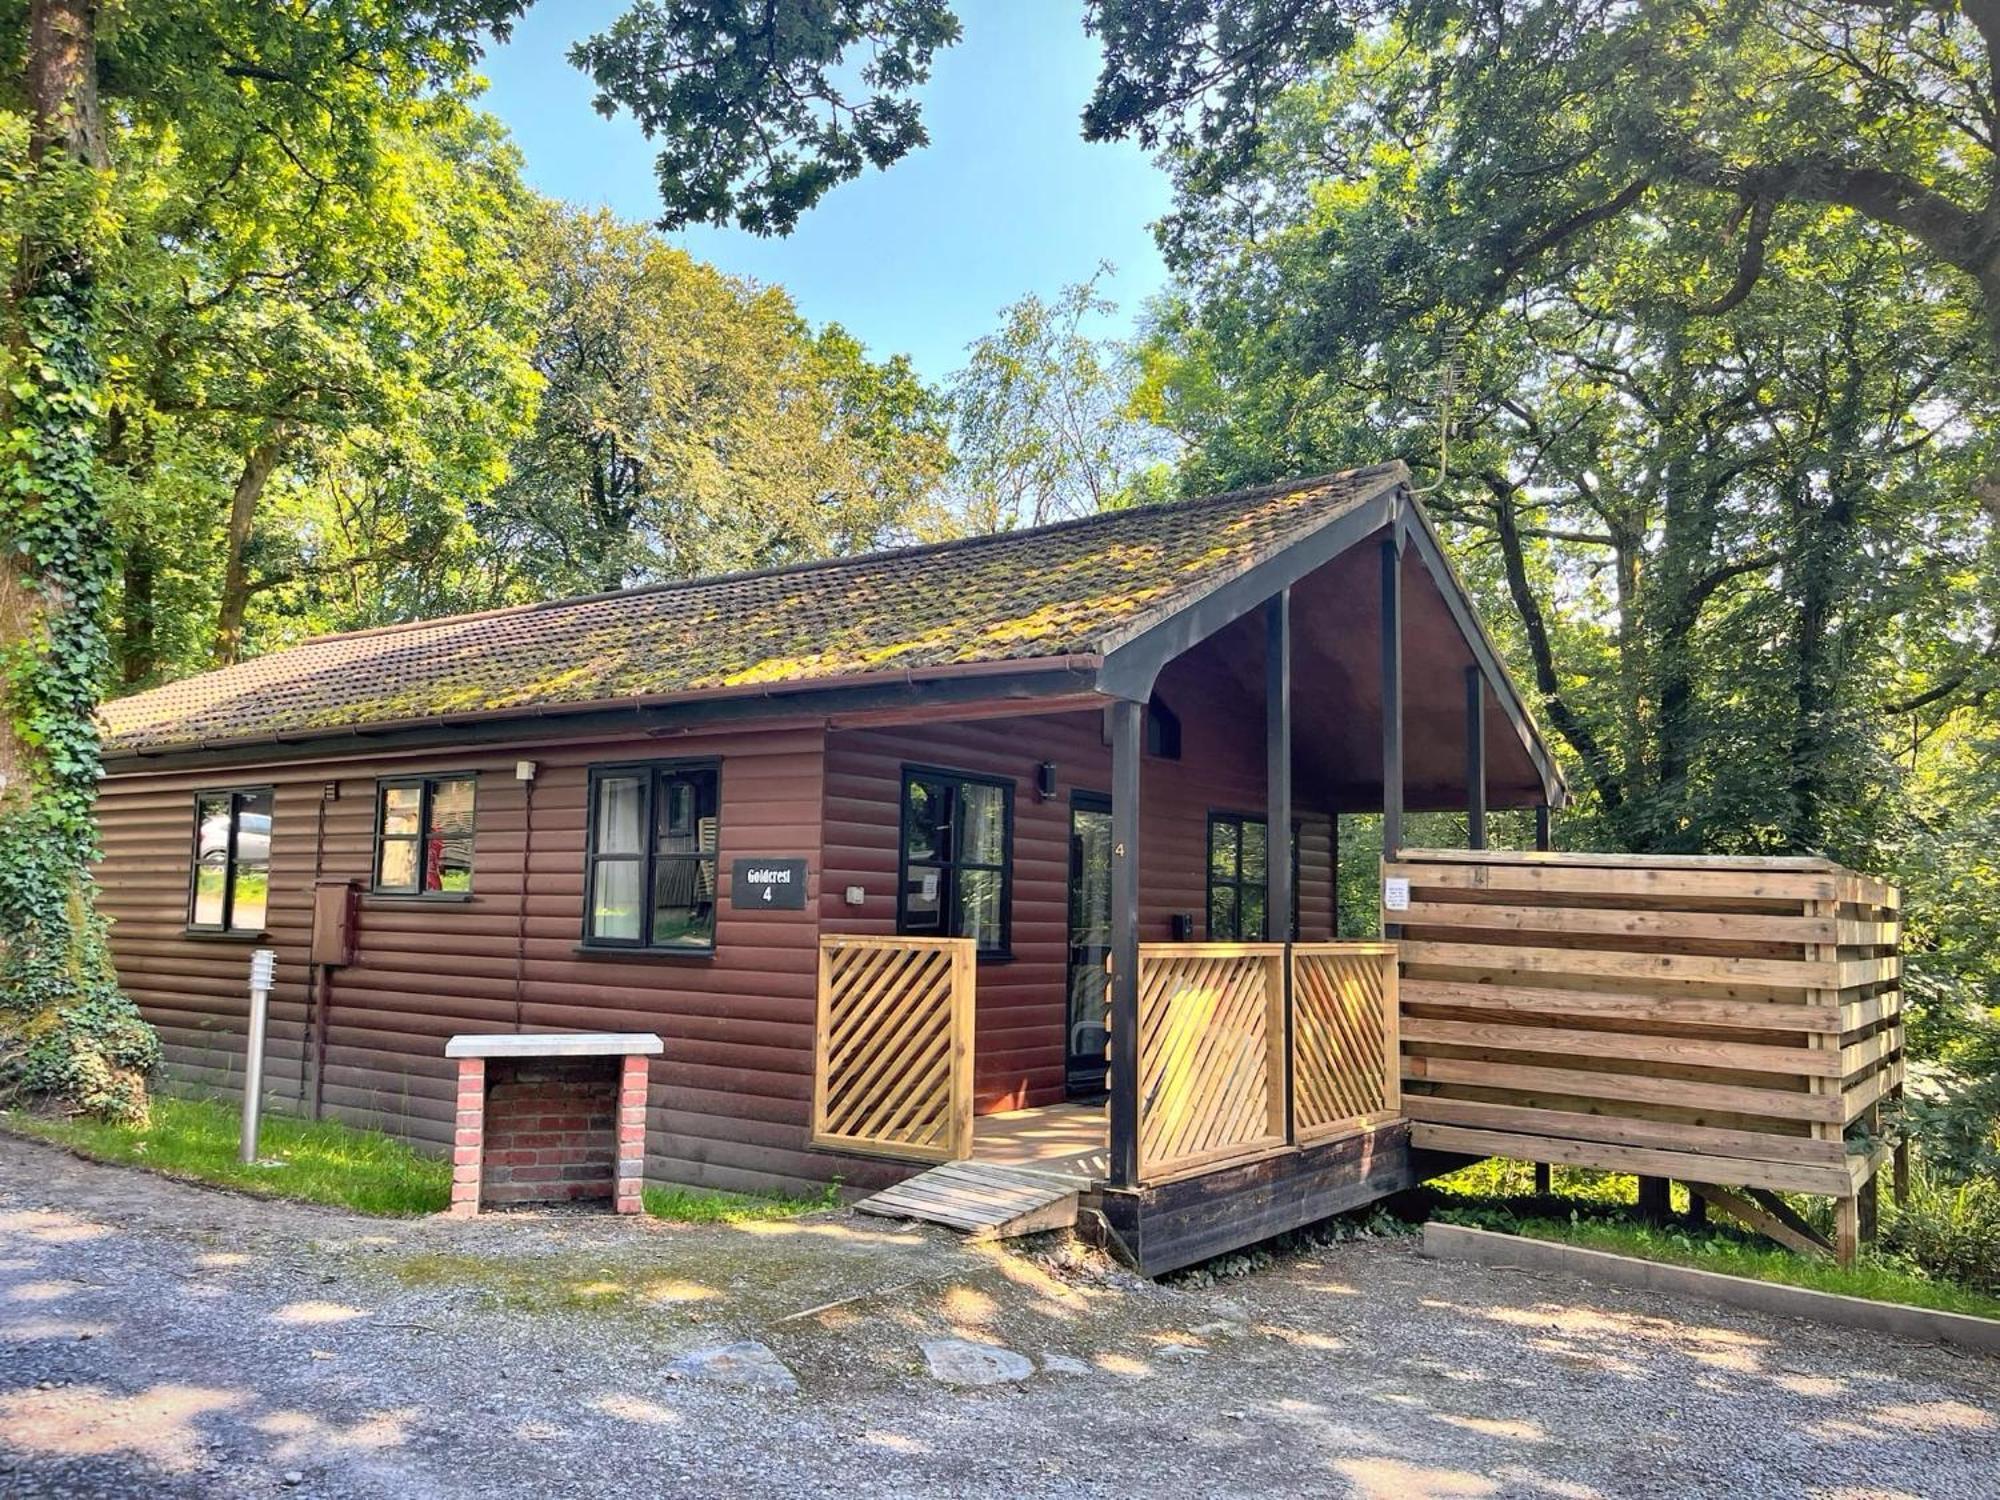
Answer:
[275,466,1402,654]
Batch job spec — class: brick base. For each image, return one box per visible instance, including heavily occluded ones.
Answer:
[448,1051,650,1216]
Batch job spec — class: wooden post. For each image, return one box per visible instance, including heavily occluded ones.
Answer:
[1835,1195,1861,1267]
[1108,697,1144,1190]
[1636,1175,1670,1225]
[1533,1162,1552,1197]
[1686,1188,1708,1227]
[1266,591,1295,1143]
[1534,802,1552,853]
[1380,536,1404,858]
[1893,1084,1911,1206]
[1464,664,1486,850]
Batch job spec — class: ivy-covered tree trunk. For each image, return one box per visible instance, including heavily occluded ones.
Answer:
[0,0,159,1119]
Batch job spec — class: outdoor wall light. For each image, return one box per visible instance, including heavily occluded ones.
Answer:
[1035,761,1058,800]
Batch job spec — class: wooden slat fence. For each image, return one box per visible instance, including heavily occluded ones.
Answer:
[1134,944,1287,1183]
[1291,943,1400,1141]
[811,935,974,1164]
[1388,851,1901,1205]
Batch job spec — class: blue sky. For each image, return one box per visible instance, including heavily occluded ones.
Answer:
[477,1,1173,384]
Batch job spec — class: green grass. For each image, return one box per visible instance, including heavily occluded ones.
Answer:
[1414,1158,2000,1322]
[1452,1211,2000,1321]
[643,1180,838,1223]
[2,1094,449,1215]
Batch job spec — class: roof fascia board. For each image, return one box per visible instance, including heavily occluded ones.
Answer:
[1398,503,1569,807]
[100,664,1101,776]
[1094,482,1401,702]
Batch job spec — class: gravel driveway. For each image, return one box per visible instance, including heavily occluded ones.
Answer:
[1,1133,1995,1499]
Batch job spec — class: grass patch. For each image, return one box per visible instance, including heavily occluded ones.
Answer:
[1444,1211,2000,1322]
[1413,1159,2000,1322]
[643,1180,837,1223]
[2,1094,449,1215]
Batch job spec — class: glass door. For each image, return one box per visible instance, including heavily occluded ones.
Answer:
[1065,793,1113,1098]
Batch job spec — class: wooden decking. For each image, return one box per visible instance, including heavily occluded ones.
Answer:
[971,1101,1109,1182]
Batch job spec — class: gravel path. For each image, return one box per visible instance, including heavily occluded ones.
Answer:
[1,1134,1995,1499]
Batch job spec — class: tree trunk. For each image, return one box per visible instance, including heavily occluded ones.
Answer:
[0,0,159,1120]
[119,528,158,688]
[213,438,282,667]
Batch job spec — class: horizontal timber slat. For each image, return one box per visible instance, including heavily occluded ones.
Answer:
[1399,1016,1840,1077]
[1401,979,1841,1033]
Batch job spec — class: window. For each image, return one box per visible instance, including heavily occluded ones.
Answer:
[374,776,477,895]
[584,763,719,951]
[899,768,1012,954]
[1206,813,1302,941]
[188,788,273,934]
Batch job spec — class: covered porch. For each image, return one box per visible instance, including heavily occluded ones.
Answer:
[808,487,1564,1273]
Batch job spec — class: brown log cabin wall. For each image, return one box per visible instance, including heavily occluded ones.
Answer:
[92,725,908,1196]
[96,688,1337,1188]
[820,697,1336,1114]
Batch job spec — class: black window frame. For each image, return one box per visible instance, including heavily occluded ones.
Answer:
[896,765,1014,958]
[1205,810,1303,942]
[185,785,275,938]
[371,773,479,899]
[580,759,721,955]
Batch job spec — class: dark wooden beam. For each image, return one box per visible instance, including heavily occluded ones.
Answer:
[1266,589,1294,1143]
[1536,802,1553,852]
[1108,697,1143,1189]
[1381,536,1405,858]
[1465,663,1487,850]
[1399,504,1567,808]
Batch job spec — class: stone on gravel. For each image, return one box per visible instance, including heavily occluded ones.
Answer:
[921,1339,1034,1386]
[667,1341,798,1392]
[1040,1352,1090,1377]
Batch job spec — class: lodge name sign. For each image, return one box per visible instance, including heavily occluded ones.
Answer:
[730,858,809,910]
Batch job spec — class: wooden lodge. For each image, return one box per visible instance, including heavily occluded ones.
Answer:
[92,466,1898,1274]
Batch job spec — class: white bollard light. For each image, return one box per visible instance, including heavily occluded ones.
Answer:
[241,947,277,1164]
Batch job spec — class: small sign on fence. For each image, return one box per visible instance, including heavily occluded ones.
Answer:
[1383,877,1411,912]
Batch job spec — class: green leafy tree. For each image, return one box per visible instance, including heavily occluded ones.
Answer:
[574,0,961,234]
[945,270,1179,532]
[1085,0,2000,507]
[0,0,967,1119]
[482,204,951,594]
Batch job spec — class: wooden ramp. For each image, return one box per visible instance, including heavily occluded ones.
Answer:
[855,1162,1079,1240]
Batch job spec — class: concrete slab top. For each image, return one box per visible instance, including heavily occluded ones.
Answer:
[444,1031,664,1060]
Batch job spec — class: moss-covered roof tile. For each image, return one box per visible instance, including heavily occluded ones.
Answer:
[100,466,1401,754]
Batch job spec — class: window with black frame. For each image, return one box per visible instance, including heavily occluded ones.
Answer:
[374,776,476,895]
[188,788,274,934]
[1206,813,1302,941]
[584,763,719,951]
[899,769,1011,954]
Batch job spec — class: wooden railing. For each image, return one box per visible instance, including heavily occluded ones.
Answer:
[810,935,974,1163]
[1135,944,1287,1183]
[1389,850,1902,1219]
[1132,941,1401,1185]
[1291,943,1400,1141]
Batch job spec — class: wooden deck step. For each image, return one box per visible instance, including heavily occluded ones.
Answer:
[854,1161,1080,1240]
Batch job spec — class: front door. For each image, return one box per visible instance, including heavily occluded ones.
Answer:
[1065,792,1113,1097]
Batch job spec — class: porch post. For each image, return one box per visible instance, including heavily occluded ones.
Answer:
[1266,590,1294,1144]
[1465,664,1486,850]
[1108,697,1143,1189]
[1535,802,1552,852]
[1380,536,1405,858]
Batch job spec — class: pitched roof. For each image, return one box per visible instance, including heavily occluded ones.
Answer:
[99,464,1406,756]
